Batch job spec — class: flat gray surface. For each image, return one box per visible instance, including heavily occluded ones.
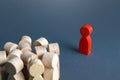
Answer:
[0,0,120,80]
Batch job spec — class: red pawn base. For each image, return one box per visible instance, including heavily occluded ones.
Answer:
[78,49,91,56]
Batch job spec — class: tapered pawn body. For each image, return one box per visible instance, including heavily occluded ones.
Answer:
[79,24,93,55]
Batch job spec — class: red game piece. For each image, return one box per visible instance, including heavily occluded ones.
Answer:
[79,24,93,55]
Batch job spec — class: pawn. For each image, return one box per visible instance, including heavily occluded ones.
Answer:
[79,24,93,55]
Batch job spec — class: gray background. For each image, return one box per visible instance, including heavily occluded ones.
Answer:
[0,0,120,80]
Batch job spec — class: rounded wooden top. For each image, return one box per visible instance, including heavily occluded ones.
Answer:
[80,24,93,36]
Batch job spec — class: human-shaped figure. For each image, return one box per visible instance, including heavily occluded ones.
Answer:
[79,24,93,55]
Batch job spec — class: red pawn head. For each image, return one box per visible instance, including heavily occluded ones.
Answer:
[80,24,93,37]
[79,24,93,55]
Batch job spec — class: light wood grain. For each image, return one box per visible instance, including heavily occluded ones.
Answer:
[19,43,32,53]
[5,57,24,75]
[42,52,58,68]
[48,43,60,55]
[57,57,60,79]
[27,59,44,77]
[34,37,48,48]
[21,51,38,65]
[43,68,59,80]
[34,46,47,59]
[19,35,32,45]
[0,51,7,65]
[7,49,22,60]
[4,42,18,53]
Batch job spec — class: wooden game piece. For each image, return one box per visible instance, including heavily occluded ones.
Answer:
[7,49,23,60]
[48,43,60,78]
[21,51,38,65]
[27,59,44,77]
[43,68,59,80]
[8,71,25,80]
[79,24,93,55]
[0,35,61,79]
[42,52,58,68]
[19,42,32,53]
[34,46,47,59]
[57,57,60,79]
[29,75,43,80]
[19,35,32,45]
[34,37,49,48]
[48,43,60,55]
[4,42,18,53]
[0,51,7,65]
[5,57,24,74]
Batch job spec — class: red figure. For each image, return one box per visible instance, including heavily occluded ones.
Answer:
[79,24,93,55]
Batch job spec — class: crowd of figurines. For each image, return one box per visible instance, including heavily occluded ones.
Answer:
[0,35,60,80]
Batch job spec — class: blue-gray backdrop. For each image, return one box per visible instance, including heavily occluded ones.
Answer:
[0,0,120,80]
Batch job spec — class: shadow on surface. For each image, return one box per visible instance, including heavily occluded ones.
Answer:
[61,41,78,53]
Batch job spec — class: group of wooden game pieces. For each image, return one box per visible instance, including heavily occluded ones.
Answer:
[0,35,60,80]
